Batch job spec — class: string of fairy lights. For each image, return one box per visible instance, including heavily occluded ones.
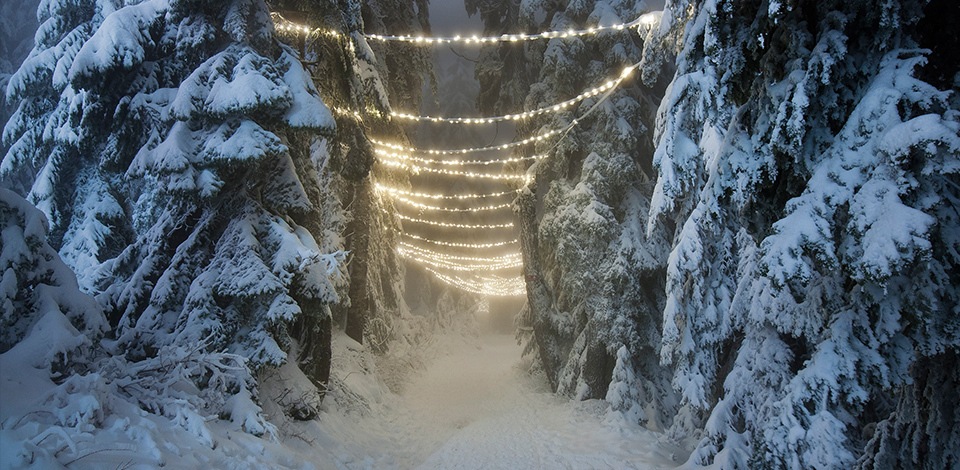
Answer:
[399,242,523,262]
[374,148,541,166]
[388,210,515,230]
[402,232,519,248]
[271,11,661,46]
[391,197,513,213]
[374,184,519,200]
[390,67,635,124]
[271,9,656,296]
[369,129,565,155]
[378,159,535,181]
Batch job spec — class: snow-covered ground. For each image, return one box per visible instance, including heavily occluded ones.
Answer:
[297,332,682,469]
[1,329,682,469]
[406,334,681,469]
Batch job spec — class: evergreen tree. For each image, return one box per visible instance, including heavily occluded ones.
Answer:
[466,0,529,115]
[0,0,40,162]
[2,0,349,424]
[645,0,960,467]
[472,0,677,428]
[0,187,105,367]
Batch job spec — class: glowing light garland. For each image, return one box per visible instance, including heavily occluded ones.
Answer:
[399,241,522,263]
[421,266,525,296]
[272,14,343,38]
[388,210,515,229]
[332,106,364,121]
[398,247,523,271]
[369,128,564,155]
[390,66,636,124]
[368,59,640,158]
[366,18,640,44]
[402,233,519,248]
[390,196,513,213]
[375,184,518,200]
[375,149,541,166]
[379,159,533,181]
[271,11,660,47]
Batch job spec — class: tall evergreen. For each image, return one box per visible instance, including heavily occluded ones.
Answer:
[645,0,960,467]
[2,0,352,424]
[470,0,677,428]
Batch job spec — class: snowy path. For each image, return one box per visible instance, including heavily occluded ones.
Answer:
[366,333,680,469]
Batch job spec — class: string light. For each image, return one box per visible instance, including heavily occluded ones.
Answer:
[398,247,523,271]
[375,184,519,200]
[369,128,564,155]
[389,195,513,213]
[379,159,533,181]
[388,210,515,229]
[390,67,635,124]
[271,11,659,48]
[420,266,525,296]
[375,149,540,166]
[402,233,519,248]
[271,13,343,39]
[365,17,647,45]
[399,241,522,263]
[332,106,364,122]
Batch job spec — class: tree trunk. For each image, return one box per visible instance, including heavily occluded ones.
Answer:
[515,185,564,391]
[292,301,332,398]
[344,179,374,344]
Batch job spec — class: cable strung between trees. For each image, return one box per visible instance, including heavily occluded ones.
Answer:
[388,210,515,229]
[271,11,660,46]
[369,61,640,158]
[399,241,522,263]
[389,196,513,213]
[401,233,520,249]
[397,247,524,272]
[379,159,534,181]
[390,66,636,124]
[420,266,525,296]
[375,149,540,166]
[375,184,520,200]
[369,129,564,155]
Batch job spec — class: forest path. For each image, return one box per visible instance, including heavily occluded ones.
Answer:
[391,333,679,469]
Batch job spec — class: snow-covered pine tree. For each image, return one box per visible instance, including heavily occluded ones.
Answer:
[472,0,677,428]
[644,0,960,467]
[360,0,435,113]
[3,0,348,426]
[0,0,40,162]
[271,0,428,354]
[0,187,105,370]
